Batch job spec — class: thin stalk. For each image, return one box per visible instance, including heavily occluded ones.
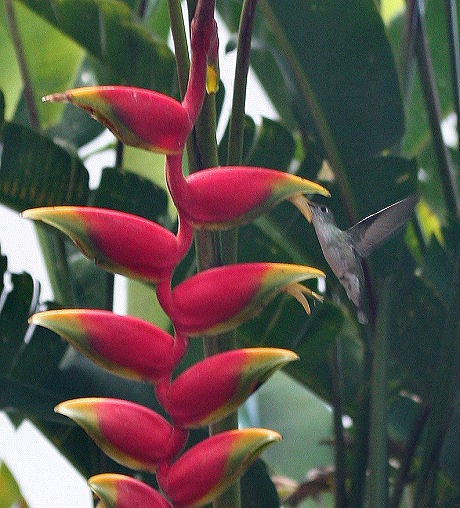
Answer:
[168,0,199,170]
[227,0,257,165]
[221,0,258,264]
[168,0,190,96]
[4,0,39,129]
[329,337,348,508]
[389,405,429,508]
[368,277,392,508]
[35,226,77,306]
[400,0,419,106]
[412,0,460,216]
[348,326,373,508]
[115,140,124,168]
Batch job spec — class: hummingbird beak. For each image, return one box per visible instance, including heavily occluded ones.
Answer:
[289,195,313,222]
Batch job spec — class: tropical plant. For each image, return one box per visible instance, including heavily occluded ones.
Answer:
[0,0,459,507]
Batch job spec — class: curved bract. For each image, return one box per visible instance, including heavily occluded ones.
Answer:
[157,428,281,508]
[157,348,298,428]
[158,262,325,336]
[43,86,192,154]
[22,206,193,282]
[55,398,188,472]
[89,474,173,508]
[166,160,331,229]
[30,309,186,382]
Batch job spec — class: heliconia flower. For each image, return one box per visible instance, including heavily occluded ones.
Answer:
[30,309,187,382]
[42,86,192,154]
[41,7,218,154]
[21,207,193,283]
[156,348,298,428]
[157,428,281,507]
[55,398,188,471]
[156,262,324,336]
[165,155,330,229]
[88,474,173,508]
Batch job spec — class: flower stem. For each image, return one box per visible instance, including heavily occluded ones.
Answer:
[329,337,347,508]
[368,277,391,508]
[221,0,258,265]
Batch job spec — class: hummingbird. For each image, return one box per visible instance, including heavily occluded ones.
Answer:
[309,195,418,324]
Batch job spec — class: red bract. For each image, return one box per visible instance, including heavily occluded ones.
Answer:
[22,207,193,282]
[157,262,324,336]
[30,309,187,382]
[166,154,330,229]
[43,86,192,154]
[156,348,298,428]
[89,474,173,508]
[157,428,281,507]
[55,398,188,472]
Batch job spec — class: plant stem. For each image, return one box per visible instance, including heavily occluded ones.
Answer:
[220,0,258,265]
[368,277,392,508]
[329,337,347,508]
[389,404,429,508]
[348,326,372,508]
[413,245,460,505]
[35,226,77,306]
[227,0,257,166]
[400,0,418,106]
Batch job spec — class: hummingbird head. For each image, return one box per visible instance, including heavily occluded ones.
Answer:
[308,202,336,227]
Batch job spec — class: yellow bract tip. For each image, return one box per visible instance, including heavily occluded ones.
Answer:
[206,64,219,94]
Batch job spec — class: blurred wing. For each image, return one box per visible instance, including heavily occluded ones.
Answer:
[348,195,418,258]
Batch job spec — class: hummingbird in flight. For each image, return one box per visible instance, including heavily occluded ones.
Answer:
[309,195,418,324]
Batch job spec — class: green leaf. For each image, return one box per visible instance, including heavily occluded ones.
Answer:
[0,89,5,132]
[6,1,84,127]
[246,117,295,171]
[241,460,279,508]
[236,291,362,411]
[0,272,37,376]
[0,462,29,508]
[218,114,256,166]
[46,57,105,148]
[145,0,171,42]
[230,0,404,164]
[0,122,89,212]
[0,15,21,120]
[91,167,168,222]
[17,0,176,93]
[420,218,459,303]
[389,274,446,399]
[251,372,333,485]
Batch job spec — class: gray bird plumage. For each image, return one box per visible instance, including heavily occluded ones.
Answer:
[309,195,418,324]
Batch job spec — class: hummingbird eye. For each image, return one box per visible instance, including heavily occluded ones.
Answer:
[320,205,328,213]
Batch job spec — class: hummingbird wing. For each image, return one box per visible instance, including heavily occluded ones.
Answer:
[347,195,418,258]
